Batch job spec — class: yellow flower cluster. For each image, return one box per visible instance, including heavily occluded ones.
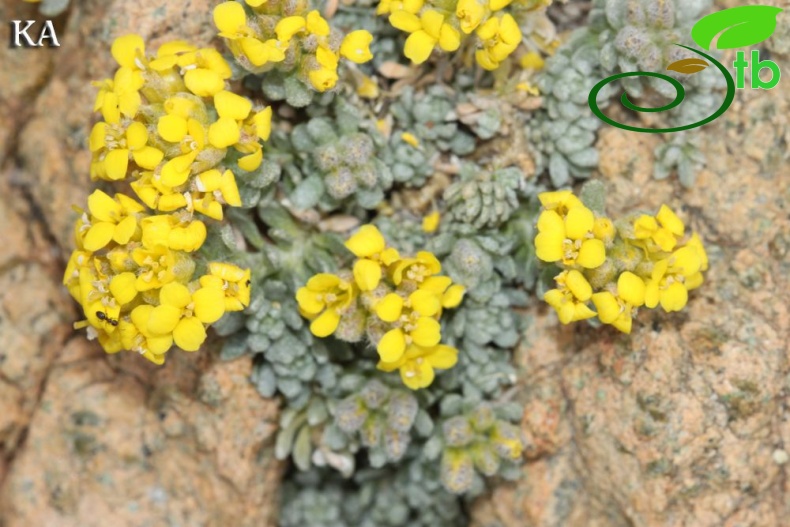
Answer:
[296,225,466,390]
[213,1,374,92]
[65,35,254,364]
[379,0,523,69]
[90,34,273,220]
[534,191,708,334]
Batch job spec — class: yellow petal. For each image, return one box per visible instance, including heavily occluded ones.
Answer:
[426,344,458,369]
[534,231,563,262]
[438,24,460,52]
[340,30,373,64]
[219,170,242,206]
[88,190,122,222]
[193,286,226,323]
[404,30,436,64]
[660,282,688,312]
[389,11,422,33]
[104,149,130,180]
[110,272,138,305]
[420,276,452,295]
[296,288,325,315]
[442,284,465,308]
[656,205,684,236]
[214,1,247,35]
[111,34,145,69]
[633,215,658,239]
[254,107,272,140]
[537,209,564,235]
[612,313,633,334]
[275,16,306,41]
[591,292,620,324]
[375,293,404,322]
[564,207,595,240]
[308,67,338,92]
[173,316,207,351]
[125,121,148,150]
[422,211,440,233]
[565,270,592,301]
[671,246,701,277]
[411,317,441,347]
[577,239,606,268]
[378,329,406,362]
[345,225,386,257]
[645,280,660,309]
[113,215,137,245]
[353,258,382,291]
[306,10,330,36]
[310,309,340,337]
[617,272,646,307]
[148,305,182,335]
[158,114,188,143]
[184,68,225,97]
[238,147,263,172]
[160,282,192,309]
[306,273,341,291]
[132,146,164,169]
[214,90,253,120]
[160,152,195,187]
[83,223,115,251]
[208,117,241,148]
[89,122,107,152]
[409,289,441,317]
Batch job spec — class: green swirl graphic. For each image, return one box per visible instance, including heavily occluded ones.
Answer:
[588,45,736,134]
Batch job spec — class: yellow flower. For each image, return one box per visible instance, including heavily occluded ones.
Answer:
[543,270,596,324]
[391,250,441,285]
[140,215,207,252]
[377,344,458,390]
[89,121,163,181]
[144,282,225,351]
[422,211,440,233]
[401,132,420,147]
[200,262,252,311]
[403,10,461,64]
[537,190,583,217]
[111,34,146,70]
[296,273,356,337]
[131,245,179,291]
[645,246,702,312]
[191,168,243,220]
[340,30,374,64]
[92,67,144,124]
[78,190,145,252]
[309,67,340,92]
[374,289,443,362]
[475,14,521,70]
[534,206,606,269]
[456,0,485,34]
[593,217,616,246]
[123,305,174,364]
[345,225,400,291]
[591,272,646,334]
[633,204,685,252]
[214,2,285,67]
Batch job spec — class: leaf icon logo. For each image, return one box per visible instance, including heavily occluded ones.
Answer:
[667,58,710,74]
[691,5,784,50]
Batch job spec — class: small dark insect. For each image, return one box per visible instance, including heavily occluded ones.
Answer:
[96,310,118,326]
[246,280,251,286]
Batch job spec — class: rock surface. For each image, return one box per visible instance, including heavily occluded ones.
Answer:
[471,44,790,527]
[0,2,283,526]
